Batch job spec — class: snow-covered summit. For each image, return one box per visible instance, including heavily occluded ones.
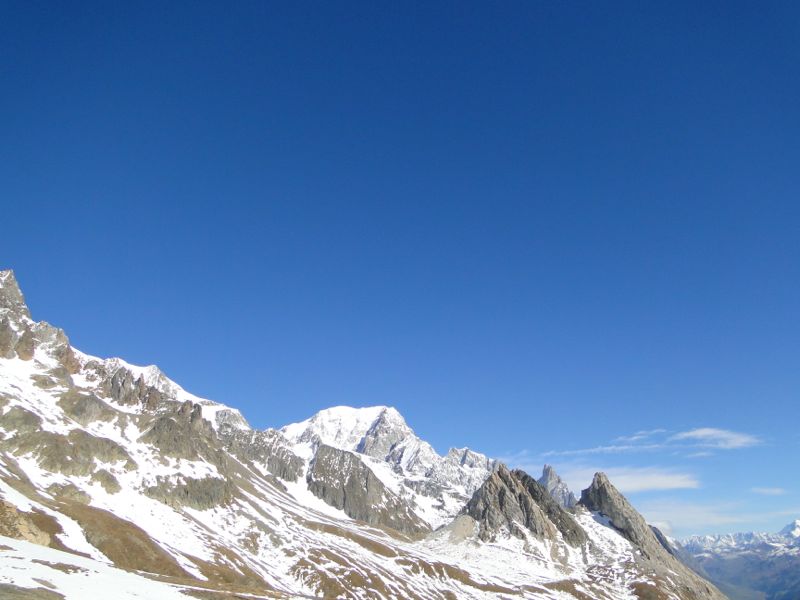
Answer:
[780,519,800,539]
[281,404,496,527]
[281,405,407,452]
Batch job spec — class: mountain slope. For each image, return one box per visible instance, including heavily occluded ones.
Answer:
[0,269,725,599]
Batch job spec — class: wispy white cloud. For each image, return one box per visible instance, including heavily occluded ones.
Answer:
[541,443,666,458]
[751,487,786,496]
[669,428,760,449]
[613,429,667,443]
[636,500,750,537]
[557,465,699,494]
[539,426,760,458]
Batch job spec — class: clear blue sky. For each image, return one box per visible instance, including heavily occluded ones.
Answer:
[2,2,799,537]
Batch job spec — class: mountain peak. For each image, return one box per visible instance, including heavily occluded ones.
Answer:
[0,269,31,319]
[538,464,577,509]
[780,519,800,538]
[280,405,410,453]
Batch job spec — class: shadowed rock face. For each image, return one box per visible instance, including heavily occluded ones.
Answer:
[139,400,216,460]
[307,444,431,537]
[580,472,662,559]
[580,472,727,600]
[462,464,587,546]
[511,469,587,546]
[145,476,236,510]
[219,426,304,481]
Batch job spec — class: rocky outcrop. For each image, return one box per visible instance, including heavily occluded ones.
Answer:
[2,429,135,476]
[139,400,216,460]
[580,472,726,599]
[220,426,304,481]
[307,444,430,537]
[145,476,235,510]
[104,368,165,410]
[512,469,587,545]
[0,271,31,320]
[0,500,50,546]
[538,464,577,509]
[0,271,77,374]
[462,464,586,546]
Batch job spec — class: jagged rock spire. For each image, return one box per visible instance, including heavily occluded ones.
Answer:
[0,270,31,319]
[538,464,577,509]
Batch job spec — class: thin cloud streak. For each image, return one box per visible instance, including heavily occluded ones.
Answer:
[751,487,786,496]
[669,428,760,449]
[613,429,667,443]
[541,426,760,458]
[557,466,700,494]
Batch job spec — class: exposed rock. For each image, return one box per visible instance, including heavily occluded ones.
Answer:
[0,583,65,599]
[2,430,135,476]
[0,271,32,319]
[57,390,116,426]
[511,469,587,546]
[145,476,235,510]
[220,426,304,481]
[0,316,18,358]
[462,464,586,545]
[105,368,164,410]
[46,483,91,505]
[15,328,35,361]
[139,401,216,460]
[307,444,430,537]
[91,469,121,494]
[0,407,43,435]
[0,500,51,546]
[538,464,577,509]
[356,407,411,459]
[580,472,661,558]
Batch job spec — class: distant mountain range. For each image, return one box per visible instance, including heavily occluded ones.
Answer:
[682,521,800,600]
[0,269,729,598]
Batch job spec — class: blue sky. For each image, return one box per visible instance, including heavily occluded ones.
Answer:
[2,2,799,537]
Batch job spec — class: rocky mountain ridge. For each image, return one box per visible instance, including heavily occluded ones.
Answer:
[0,269,725,599]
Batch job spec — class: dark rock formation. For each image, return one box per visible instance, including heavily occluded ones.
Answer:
[462,464,586,545]
[307,444,430,537]
[105,368,164,410]
[139,401,216,460]
[145,476,235,510]
[512,469,587,545]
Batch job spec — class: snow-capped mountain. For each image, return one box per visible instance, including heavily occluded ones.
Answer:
[0,269,725,599]
[780,519,800,539]
[683,521,800,600]
[281,405,496,528]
